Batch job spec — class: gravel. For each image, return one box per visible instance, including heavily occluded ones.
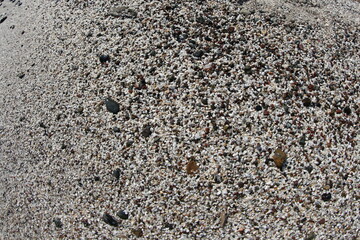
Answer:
[0,0,359,239]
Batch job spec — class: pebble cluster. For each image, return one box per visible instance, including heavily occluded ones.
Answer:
[0,0,359,239]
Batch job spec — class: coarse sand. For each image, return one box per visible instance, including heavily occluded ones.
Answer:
[0,0,359,239]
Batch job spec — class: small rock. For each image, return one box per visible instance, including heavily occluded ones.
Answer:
[244,65,252,74]
[0,15,7,24]
[117,210,129,220]
[164,222,175,229]
[105,98,120,114]
[75,106,84,114]
[299,135,306,146]
[113,127,121,133]
[343,106,351,115]
[18,72,25,79]
[141,125,152,138]
[102,213,118,227]
[305,165,313,173]
[214,174,222,184]
[94,176,100,181]
[272,148,287,169]
[303,98,312,107]
[53,218,63,228]
[99,55,110,63]
[186,160,199,174]
[193,50,204,58]
[255,105,262,111]
[112,168,121,180]
[132,228,143,237]
[219,212,228,228]
[318,218,326,224]
[126,140,134,147]
[109,6,137,18]
[321,193,331,201]
[304,232,316,240]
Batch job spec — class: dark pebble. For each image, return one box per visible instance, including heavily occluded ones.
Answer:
[117,210,129,220]
[0,15,7,24]
[193,50,204,58]
[94,176,100,181]
[53,218,63,228]
[303,98,312,107]
[343,106,351,115]
[305,165,313,173]
[141,125,152,138]
[321,193,331,201]
[105,98,120,114]
[299,135,306,146]
[255,105,262,111]
[99,55,110,63]
[126,140,134,147]
[102,213,118,227]
[18,73,25,79]
[244,65,252,74]
[112,168,121,180]
[113,127,121,133]
[164,222,175,229]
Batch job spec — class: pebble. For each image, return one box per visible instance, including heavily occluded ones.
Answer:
[321,193,332,201]
[53,218,63,228]
[105,98,120,114]
[132,228,143,237]
[113,127,121,133]
[0,15,7,24]
[272,148,287,169]
[299,135,306,146]
[343,106,351,115]
[255,105,262,111]
[99,55,110,63]
[108,6,137,18]
[186,160,199,174]
[112,168,121,180]
[102,213,118,227]
[17,72,25,79]
[141,125,152,138]
[117,210,129,220]
[303,98,312,107]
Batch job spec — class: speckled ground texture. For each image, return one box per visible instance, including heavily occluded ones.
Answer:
[0,0,359,239]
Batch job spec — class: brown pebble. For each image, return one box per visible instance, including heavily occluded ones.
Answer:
[318,218,326,224]
[186,160,199,174]
[132,228,143,237]
[220,212,228,228]
[272,148,287,169]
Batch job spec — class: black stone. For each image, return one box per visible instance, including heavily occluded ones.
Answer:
[113,127,121,133]
[18,73,25,79]
[244,65,252,74]
[141,125,152,138]
[193,50,204,58]
[102,213,118,227]
[0,16,7,24]
[305,165,313,173]
[117,210,129,220]
[94,176,100,181]
[299,135,306,146]
[321,193,331,201]
[105,98,120,114]
[112,168,121,180]
[343,106,351,115]
[99,55,110,63]
[303,98,312,107]
[164,222,175,230]
[53,218,63,228]
[255,105,262,111]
